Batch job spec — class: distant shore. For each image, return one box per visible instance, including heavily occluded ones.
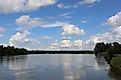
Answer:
[28,50,93,54]
[0,45,93,56]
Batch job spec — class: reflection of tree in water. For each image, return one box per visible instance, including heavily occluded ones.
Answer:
[0,55,28,80]
[108,69,121,80]
[95,56,121,80]
[0,55,27,70]
[95,56,107,66]
[94,56,110,71]
[0,56,4,67]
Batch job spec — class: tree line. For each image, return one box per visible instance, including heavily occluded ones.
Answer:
[94,42,121,74]
[0,45,28,56]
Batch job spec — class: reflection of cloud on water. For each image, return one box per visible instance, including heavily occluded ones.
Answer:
[94,62,101,70]
[0,54,112,80]
[61,54,111,80]
[60,54,86,80]
[65,76,74,80]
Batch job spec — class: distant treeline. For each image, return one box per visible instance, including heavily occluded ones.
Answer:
[0,45,93,56]
[94,42,121,74]
[0,45,28,56]
[29,50,93,54]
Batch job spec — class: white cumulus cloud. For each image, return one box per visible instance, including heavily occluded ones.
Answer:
[16,15,45,27]
[16,15,85,36]
[50,38,84,50]
[0,0,56,13]
[61,23,85,35]
[107,11,121,42]
[9,31,30,46]
[60,37,71,48]
[113,26,121,39]
[81,32,113,50]
[73,39,83,48]
[51,40,59,49]
[86,32,113,44]
[107,12,121,27]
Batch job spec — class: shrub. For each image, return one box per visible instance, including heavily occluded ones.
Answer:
[111,56,121,73]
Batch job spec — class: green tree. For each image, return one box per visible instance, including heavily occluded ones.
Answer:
[94,42,106,56]
[0,45,28,56]
[104,47,115,64]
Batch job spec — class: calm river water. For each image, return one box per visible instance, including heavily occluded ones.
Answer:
[0,54,120,80]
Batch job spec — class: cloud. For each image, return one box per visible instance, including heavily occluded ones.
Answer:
[0,26,6,37]
[113,26,121,39]
[16,15,45,27]
[0,0,57,13]
[41,22,62,27]
[9,31,30,46]
[80,0,101,5]
[81,20,87,23]
[60,37,71,48]
[86,32,113,44]
[107,12,121,27]
[57,3,71,9]
[0,26,6,33]
[16,15,31,26]
[106,11,121,42]
[73,39,83,48]
[14,15,85,50]
[57,3,79,9]
[57,0,101,9]
[61,23,85,35]
[0,43,8,47]
[50,12,72,19]
[58,13,72,19]
[9,31,55,50]
[58,13,70,17]
[80,32,113,50]
[16,15,63,29]
[51,38,84,50]
[16,15,85,36]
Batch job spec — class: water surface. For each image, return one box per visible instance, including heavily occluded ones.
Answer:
[0,54,120,80]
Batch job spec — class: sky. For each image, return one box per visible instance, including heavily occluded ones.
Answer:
[0,0,121,50]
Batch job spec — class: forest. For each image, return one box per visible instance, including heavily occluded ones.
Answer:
[0,45,28,56]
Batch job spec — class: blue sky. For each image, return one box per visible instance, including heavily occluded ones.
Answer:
[0,0,121,50]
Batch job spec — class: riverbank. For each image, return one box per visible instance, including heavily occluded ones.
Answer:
[94,42,121,74]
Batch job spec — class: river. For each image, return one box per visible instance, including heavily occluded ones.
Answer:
[0,54,120,80]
